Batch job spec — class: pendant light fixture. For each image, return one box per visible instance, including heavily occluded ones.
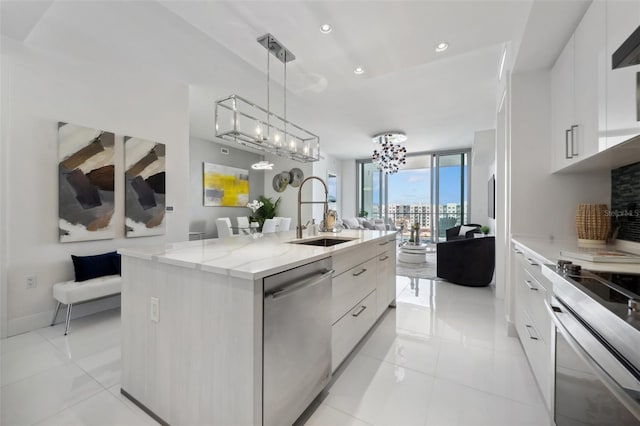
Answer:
[214,34,319,163]
[371,132,407,174]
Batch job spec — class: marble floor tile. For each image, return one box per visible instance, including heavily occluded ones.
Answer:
[1,340,69,387]
[425,378,549,426]
[1,363,103,426]
[75,346,121,389]
[323,354,434,426]
[35,389,158,426]
[303,404,372,426]
[0,331,47,355]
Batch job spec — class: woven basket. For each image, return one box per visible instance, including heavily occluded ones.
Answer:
[575,204,610,246]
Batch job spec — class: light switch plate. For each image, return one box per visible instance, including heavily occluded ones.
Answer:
[150,297,159,323]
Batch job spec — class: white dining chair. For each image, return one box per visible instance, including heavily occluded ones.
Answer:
[278,217,292,231]
[216,217,233,238]
[236,216,250,234]
[261,218,279,234]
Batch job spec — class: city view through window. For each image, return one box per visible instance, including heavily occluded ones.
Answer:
[359,151,468,242]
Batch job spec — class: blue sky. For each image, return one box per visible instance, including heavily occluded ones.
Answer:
[386,167,467,205]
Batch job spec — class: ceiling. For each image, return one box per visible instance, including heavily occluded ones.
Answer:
[0,0,591,160]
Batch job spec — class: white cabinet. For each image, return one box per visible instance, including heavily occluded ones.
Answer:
[551,38,576,171]
[551,1,606,172]
[376,236,396,318]
[512,244,554,413]
[331,235,396,371]
[605,0,640,148]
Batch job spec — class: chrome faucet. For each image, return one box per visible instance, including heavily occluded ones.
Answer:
[297,176,328,239]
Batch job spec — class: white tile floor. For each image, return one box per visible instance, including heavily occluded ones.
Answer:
[1,276,550,426]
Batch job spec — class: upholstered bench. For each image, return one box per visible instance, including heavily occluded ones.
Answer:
[51,275,122,335]
[51,251,122,335]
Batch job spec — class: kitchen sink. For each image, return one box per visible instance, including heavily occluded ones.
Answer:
[288,237,356,247]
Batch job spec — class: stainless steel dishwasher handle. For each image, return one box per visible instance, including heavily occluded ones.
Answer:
[379,255,389,261]
[545,299,640,418]
[268,269,334,300]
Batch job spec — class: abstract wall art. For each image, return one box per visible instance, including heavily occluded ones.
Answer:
[58,122,115,242]
[125,137,166,237]
[203,162,249,207]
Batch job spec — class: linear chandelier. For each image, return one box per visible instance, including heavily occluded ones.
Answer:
[214,34,320,163]
[372,132,407,174]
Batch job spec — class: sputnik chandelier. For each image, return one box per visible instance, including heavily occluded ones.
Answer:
[371,132,407,174]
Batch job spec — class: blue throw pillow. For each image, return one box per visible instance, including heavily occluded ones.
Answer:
[71,251,120,282]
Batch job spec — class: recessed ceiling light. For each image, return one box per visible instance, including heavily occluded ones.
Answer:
[354,66,364,75]
[320,24,332,34]
[435,42,449,53]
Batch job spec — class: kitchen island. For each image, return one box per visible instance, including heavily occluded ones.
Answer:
[118,229,397,426]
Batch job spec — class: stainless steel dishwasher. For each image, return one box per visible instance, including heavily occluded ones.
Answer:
[263,257,333,426]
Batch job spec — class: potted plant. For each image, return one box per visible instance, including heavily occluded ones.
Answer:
[480,225,490,235]
[358,209,368,218]
[252,196,280,229]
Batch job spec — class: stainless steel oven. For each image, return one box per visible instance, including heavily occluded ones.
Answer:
[548,296,640,425]
[543,264,640,425]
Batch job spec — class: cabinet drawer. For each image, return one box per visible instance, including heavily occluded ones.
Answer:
[332,242,377,277]
[515,307,552,408]
[375,236,396,255]
[332,290,377,372]
[332,257,377,324]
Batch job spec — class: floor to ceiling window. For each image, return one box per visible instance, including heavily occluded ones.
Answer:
[357,150,469,242]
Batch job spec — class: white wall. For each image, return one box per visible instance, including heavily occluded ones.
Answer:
[1,48,190,336]
[510,70,610,239]
[340,159,357,219]
[470,129,496,227]
[189,137,264,238]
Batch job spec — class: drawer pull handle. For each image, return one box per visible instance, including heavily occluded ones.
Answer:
[526,258,539,266]
[514,249,523,254]
[353,268,367,277]
[352,305,367,317]
[525,324,539,340]
[379,241,389,246]
[524,280,539,291]
[379,256,389,261]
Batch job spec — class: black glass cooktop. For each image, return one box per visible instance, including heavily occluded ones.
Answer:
[566,271,640,305]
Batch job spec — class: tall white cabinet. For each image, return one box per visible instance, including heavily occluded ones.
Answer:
[606,0,640,149]
[551,0,607,172]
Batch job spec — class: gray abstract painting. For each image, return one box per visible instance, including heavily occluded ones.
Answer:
[125,137,166,237]
[58,122,115,242]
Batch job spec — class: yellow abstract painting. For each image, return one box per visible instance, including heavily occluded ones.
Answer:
[203,163,250,207]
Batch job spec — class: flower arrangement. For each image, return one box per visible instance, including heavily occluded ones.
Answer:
[248,196,280,227]
[247,199,264,214]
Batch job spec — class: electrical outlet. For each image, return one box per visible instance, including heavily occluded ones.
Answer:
[150,297,159,323]
[26,275,37,289]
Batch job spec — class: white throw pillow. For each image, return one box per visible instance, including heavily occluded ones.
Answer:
[458,225,477,236]
[374,223,387,231]
[343,217,360,229]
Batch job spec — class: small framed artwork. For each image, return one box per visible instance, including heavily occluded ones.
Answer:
[203,162,249,207]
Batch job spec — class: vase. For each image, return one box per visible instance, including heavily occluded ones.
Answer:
[575,204,610,246]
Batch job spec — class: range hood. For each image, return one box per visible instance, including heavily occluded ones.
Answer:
[613,24,640,69]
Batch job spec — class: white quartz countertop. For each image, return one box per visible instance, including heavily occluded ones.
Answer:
[512,235,640,274]
[118,229,396,280]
